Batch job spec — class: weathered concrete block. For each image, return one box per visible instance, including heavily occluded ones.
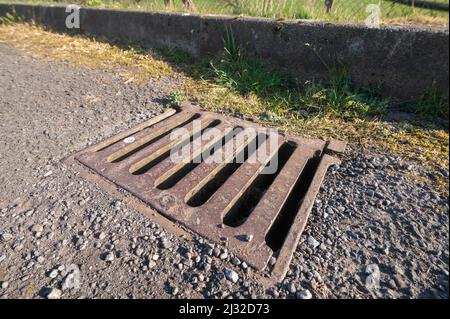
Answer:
[1,3,448,100]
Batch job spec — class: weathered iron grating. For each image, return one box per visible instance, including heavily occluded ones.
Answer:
[73,103,345,283]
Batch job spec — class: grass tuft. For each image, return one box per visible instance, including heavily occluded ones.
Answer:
[164,91,185,107]
[400,83,449,120]
[0,10,20,25]
[205,28,389,121]
[299,71,389,119]
[209,28,290,96]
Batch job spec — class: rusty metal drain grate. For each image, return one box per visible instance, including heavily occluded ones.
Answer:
[73,103,345,284]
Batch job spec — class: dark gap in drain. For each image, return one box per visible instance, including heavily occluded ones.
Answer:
[111,114,201,163]
[186,133,267,207]
[156,127,243,190]
[131,119,220,175]
[265,155,321,251]
[222,142,297,227]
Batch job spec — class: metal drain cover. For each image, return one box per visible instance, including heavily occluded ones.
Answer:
[73,103,345,283]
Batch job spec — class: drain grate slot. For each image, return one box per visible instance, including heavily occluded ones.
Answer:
[223,142,296,227]
[265,156,321,251]
[186,133,267,207]
[130,119,221,175]
[156,126,242,190]
[72,104,345,284]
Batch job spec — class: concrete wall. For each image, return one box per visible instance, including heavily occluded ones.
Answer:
[1,3,448,100]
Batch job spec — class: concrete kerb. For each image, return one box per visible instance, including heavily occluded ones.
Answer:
[0,2,448,100]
